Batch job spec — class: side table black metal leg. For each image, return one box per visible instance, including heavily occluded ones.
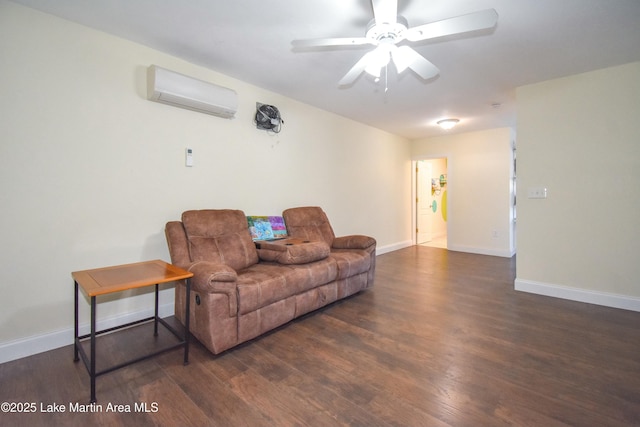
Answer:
[154,283,159,336]
[184,278,191,365]
[74,281,79,362]
[90,296,96,403]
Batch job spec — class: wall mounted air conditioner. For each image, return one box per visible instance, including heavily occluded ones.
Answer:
[147,65,237,119]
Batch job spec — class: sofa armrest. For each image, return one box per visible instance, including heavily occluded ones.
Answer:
[332,235,376,251]
[187,261,238,317]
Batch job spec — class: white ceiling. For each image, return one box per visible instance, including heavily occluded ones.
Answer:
[10,0,640,139]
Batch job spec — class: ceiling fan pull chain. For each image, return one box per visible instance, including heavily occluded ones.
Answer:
[385,63,389,93]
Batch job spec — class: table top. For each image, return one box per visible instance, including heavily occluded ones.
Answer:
[72,260,193,297]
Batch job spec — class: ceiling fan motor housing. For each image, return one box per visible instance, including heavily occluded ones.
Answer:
[366,16,408,43]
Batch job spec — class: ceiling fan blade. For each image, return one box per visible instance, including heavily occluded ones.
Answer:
[392,46,439,80]
[338,50,378,86]
[405,9,498,42]
[371,0,398,25]
[292,37,373,48]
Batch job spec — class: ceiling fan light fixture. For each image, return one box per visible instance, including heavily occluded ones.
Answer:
[365,64,382,79]
[437,118,460,130]
[391,46,412,73]
[364,45,391,77]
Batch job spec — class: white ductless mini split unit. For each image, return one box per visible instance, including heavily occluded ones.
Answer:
[147,65,238,119]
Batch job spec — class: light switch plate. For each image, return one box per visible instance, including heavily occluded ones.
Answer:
[527,187,547,199]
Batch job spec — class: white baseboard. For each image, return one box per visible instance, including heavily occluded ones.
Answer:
[376,240,413,255]
[376,241,516,258]
[0,302,174,365]
[515,278,640,312]
[448,244,516,258]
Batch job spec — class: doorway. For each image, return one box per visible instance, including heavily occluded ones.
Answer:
[415,158,448,248]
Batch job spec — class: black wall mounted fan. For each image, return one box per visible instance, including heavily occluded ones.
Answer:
[255,103,283,133]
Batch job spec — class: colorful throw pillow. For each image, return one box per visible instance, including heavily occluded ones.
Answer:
[247,216,288,241]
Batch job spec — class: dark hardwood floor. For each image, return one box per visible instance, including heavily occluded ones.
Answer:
[2,246,640,426]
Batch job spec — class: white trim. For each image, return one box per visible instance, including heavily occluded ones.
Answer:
[0,302,174,364]
[515,278,640,312]
[378,241,517,258]
[376,240,413,255]
[448,244,516,258]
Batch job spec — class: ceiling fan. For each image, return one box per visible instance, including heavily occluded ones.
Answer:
[292,0,498,86]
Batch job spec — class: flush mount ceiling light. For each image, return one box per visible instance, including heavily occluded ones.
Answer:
[437,118,460,130]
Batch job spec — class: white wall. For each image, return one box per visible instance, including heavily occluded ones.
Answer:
[515,61,640,310]
[0,2,412,362]
[412,128,515,257]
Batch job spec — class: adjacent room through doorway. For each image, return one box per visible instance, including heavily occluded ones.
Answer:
[415,158,448,249]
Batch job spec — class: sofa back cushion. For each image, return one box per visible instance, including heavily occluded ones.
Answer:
[282,207,336,246]
[182,209,258,271]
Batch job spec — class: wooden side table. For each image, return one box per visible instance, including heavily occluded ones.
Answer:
[72,260,193,403]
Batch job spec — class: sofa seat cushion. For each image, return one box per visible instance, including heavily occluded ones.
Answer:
[330,249,372,280]
[236,258,337,314]
[256,240,330,265]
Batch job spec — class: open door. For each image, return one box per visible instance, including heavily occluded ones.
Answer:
[416,160,432,244]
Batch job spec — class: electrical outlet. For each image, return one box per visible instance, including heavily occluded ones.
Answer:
[527,187,547,199]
